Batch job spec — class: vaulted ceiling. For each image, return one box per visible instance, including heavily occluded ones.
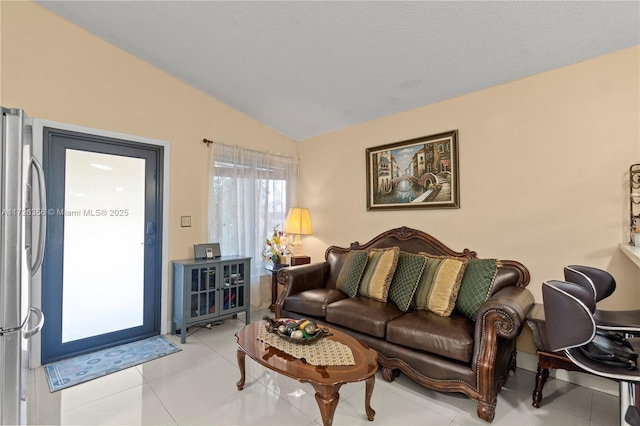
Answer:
[37,1,640,141]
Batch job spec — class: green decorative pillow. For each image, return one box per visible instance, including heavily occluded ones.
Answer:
[358,247,400,302]
[389,252,427,312]
[412,256,442,309]
[413,254,468,316]
[336,250,369,297]
[455,259,500,320]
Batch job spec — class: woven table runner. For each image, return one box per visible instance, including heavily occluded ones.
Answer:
[257,326,355,366]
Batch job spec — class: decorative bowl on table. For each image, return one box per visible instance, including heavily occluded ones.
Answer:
[263,316,331,345]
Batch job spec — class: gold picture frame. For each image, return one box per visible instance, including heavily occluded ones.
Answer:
[366,130,459,210]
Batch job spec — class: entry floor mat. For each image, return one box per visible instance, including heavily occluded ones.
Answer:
[45,335,181,392]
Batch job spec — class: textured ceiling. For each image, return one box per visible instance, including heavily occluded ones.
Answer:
[36,1,639,141]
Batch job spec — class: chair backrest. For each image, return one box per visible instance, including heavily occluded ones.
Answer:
[564,265,616,303]
[542,280,597,352]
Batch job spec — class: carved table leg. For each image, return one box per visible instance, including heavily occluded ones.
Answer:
[532,364,550,408]
[236,348,246,391]
[311,383,341,426]
[509,349,518,376]
[364,375,376,421]
[269,271,277,313]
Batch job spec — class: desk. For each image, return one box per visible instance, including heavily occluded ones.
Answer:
[526,303,590,408]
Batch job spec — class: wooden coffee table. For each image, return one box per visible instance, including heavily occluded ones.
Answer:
[235,320,378,426]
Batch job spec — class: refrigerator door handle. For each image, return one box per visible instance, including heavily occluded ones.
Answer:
[29,155,47,276]
[0,324,23,336]
[23,307,44,339]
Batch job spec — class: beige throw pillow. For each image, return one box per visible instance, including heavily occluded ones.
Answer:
[414,253,468,316]
[357,247,400,302]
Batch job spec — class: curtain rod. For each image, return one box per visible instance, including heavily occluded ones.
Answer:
[202,138,299,162]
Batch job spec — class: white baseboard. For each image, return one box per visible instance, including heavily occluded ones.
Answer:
[517,352,618,396]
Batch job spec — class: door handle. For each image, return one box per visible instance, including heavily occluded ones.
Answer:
[29,156,47,276]
[23,307,44,339]
[146,221,156,235]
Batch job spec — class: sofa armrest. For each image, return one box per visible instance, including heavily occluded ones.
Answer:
[471,286,535,374]
[475,286,535,340]
[275,262,331,319]
[277,262,331,298]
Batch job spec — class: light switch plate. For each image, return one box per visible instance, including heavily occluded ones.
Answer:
[180,216,191,227]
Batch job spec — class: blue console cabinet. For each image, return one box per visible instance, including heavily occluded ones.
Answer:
[172,256,251,343]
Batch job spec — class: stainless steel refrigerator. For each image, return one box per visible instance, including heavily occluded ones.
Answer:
[0,107,46,425]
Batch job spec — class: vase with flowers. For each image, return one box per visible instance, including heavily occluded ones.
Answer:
[262,225,290,267]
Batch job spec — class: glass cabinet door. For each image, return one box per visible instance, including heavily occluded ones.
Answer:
[189,266,217,319]
[221,262,245,314]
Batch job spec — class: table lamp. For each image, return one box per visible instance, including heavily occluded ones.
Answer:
[284,207,313,257]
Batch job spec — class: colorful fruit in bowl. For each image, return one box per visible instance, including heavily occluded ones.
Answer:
[303,322,318,337]
[263,316,330,343]
[284,322,299,336]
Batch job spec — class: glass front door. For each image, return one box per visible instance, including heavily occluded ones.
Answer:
[41,128,162,363]
[61,150,146,343]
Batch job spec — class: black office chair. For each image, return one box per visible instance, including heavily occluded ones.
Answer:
[543,279,640,426]
[564,265,640,333]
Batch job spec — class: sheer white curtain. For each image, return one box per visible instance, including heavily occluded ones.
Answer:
[208,142,299,308]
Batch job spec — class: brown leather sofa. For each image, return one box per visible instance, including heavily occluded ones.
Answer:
[275,227,534,422]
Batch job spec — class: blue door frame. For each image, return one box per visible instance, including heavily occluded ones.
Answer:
[41,127,163,364]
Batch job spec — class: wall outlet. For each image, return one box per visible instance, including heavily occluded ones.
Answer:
[180,216,191,227]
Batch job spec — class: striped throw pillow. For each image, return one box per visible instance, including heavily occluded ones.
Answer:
[358,247,400,302]
[413,253,469,316]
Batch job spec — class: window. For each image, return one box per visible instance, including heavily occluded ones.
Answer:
[208,143,298,308]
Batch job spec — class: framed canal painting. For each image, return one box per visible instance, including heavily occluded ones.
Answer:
[366,130,459,210]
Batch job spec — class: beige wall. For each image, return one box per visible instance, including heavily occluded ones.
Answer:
[3,2,639,354]
[298,46,640,315]
[0,1,297,263]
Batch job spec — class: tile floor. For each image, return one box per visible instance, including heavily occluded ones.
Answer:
[28,310,619,425]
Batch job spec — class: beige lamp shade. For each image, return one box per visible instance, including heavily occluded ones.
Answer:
[284,208,313,235]
[284,208,312,257]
